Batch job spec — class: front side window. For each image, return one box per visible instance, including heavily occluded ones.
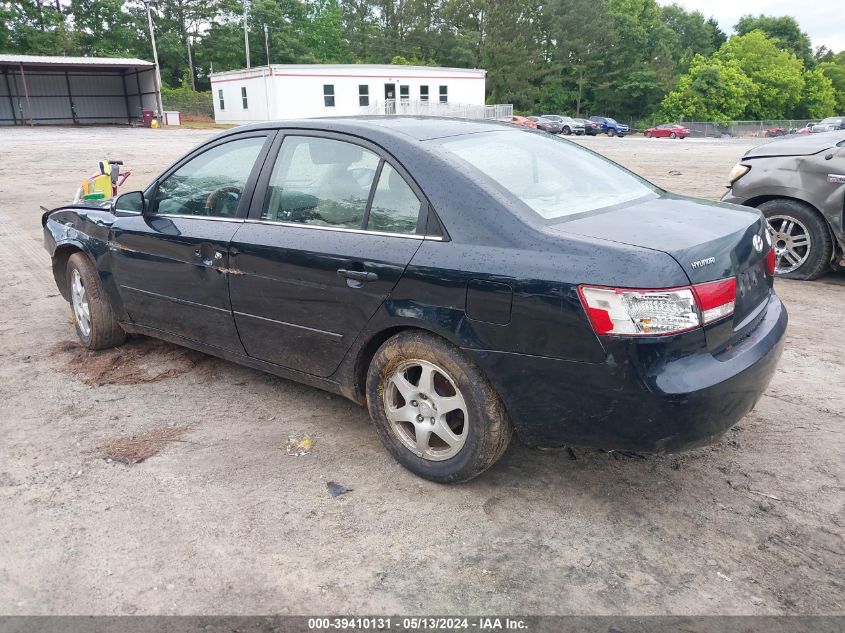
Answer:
[241,87,248,109]
[154,137,266,218]
[262,136,379,229]
[420,85,429,102]
[324,84,335,107]
[367,164,422,234]
[439,85,448,103]
[442,131,655,220]
[218,89,225,111]
[359,84,369,107]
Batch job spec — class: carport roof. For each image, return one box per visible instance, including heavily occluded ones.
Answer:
[0,54,155,69]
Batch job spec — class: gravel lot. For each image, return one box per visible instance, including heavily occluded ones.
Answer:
[0,127,842,616]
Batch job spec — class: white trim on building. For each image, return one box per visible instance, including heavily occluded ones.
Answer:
[210,64,487,123]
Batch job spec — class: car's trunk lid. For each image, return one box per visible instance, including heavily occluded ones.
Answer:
[549,194,772,350]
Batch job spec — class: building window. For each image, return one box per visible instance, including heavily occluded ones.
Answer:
[358,85,369,107]
[420,85,429,102]
[241,87,248,109]
[439,85,448,103]
[399,85,409,102]
[218,89,225,111]
[324,84,335,107]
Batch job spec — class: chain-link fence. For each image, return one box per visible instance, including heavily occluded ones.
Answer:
[679,120,815,138]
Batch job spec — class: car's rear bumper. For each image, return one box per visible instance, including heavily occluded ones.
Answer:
[466,294,787,453]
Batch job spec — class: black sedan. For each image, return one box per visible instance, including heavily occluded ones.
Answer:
[42,118,787,482]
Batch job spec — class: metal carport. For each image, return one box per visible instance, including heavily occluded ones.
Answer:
[0,54,162,126]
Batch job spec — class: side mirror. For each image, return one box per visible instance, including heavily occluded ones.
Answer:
[113,191,145,216]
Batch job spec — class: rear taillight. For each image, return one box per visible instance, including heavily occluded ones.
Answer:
[578,277,736,336]
[693,277,737,324]
[765,247,776,276]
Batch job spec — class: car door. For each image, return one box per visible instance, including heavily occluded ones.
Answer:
[227,132,432,377]
[110,132,274,352]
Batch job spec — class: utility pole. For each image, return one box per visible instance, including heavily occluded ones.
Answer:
[243,0,251,69]
[264,24,270,66]
[143,0,165,117]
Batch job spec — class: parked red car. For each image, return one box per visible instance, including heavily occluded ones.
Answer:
[510,115,537,129]
[644,124,690,139]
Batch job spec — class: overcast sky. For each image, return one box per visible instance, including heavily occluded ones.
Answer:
[657,0,845,53]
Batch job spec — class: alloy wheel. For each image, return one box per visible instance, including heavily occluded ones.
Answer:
[383,359,468,461]
[70,268,91,337]
[767,214,811,274]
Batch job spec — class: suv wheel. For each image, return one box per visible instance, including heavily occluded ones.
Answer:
[607,128,616,137]
[759,199,832,280]
[366,331,512,483]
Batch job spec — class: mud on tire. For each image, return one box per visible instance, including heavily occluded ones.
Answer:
[366,330,512,483]
[65,252,127,350]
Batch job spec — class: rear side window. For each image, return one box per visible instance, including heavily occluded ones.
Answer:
[367,164,422,234]
[262,136,379,229]
[442,131,655,219]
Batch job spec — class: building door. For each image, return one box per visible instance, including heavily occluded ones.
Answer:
[384,83,396,114]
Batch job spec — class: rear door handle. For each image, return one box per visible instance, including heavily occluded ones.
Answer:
[337,269,378,282]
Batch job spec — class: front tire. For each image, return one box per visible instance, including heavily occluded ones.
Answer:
[366,331,512,483]
[66,252,126,349]
[644,131,652,138]
[562,126,571,135]
[758,199,832,280]
[670,132,677,139]
[607,128,616,137]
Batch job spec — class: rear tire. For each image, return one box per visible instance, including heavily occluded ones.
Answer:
[66,252,126,350]
[758,199,832,280]
[366,331,512,483]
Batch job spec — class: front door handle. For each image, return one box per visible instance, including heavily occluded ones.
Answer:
[337,269,378,283]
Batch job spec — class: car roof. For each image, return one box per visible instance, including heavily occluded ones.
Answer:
[225,116,510,142]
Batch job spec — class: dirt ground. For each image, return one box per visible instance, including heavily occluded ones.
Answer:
[0,127,842,616]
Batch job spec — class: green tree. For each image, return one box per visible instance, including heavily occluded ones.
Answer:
[798,67,836,119]
[734,14,813,67]
[660,53,751,121]
[660,4,725,71]
[545,0,616,116]
[481,0,543,110]
[717,30,804,119]
[818,57,845,113]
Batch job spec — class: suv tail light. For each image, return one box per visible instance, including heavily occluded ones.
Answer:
[578,278,736,336]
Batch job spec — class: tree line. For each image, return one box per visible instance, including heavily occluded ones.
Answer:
[2,0,844,122]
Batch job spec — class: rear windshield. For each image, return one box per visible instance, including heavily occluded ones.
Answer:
[441,131,656,219]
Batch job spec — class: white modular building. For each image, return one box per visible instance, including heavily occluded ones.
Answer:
[210,64,488,124]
